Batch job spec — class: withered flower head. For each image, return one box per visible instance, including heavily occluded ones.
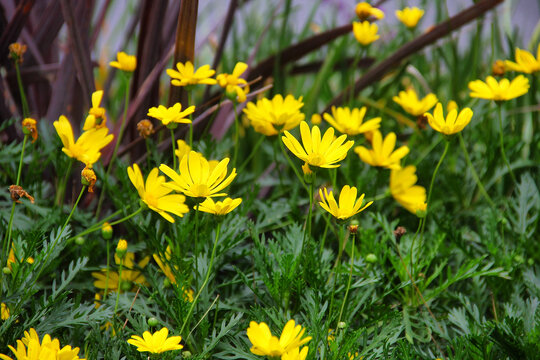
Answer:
[9,43,27,63]
[9,185,34,204]
[393,226,406,241]
[22,118,38,143]
[492,60,506,77]
[137,119,154,139]
[81,165,97,192]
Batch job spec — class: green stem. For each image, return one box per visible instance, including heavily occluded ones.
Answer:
[68,208,125,241]
[104,239,111,301]
[238,134,266,173]
[232,102,239,168]
[305,175,315,243]
[337,232,355,329]
[457,133,496,208]
[114,258,124,313]
[171,128,177,170]
[55,159,73,206]
[496,104,517,185]
[179,222,221,337]
[14,62,30,118]
[279,139,308,192]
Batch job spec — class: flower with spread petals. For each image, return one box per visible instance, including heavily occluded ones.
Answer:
[319,185,372,220]
[53,115,114,166]
[393,89,437,117]
[396,7,424,28]
[505,44,540,74]
[355,2,384,21]
[197,197,242,216]
[109,51,136,72]
[167,61,217,87]
[282,347,309,360]
[247,320,312,357]
[1,303,9,320]
[153,246,194,301]
[137,119,154,138]
[92,252,150,294]
[81,165,97,192]
[282,121,354,168]
[355,130,409,169]
[323,106,381,136]
[0,328,85,360]
[353,21,379,46]
[216,62,250,102]
[390,165,426,214]
[468,75,530,101]
[424,103,473,135]
[128,163,189,223]
[160,151,237,198]
[243,94,305,136]
[21,118,38,143]
[147,103,195,128]
[127,327,183,354]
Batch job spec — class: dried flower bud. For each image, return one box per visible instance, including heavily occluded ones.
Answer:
[81,165,97,192]
[302,162,314,184]
[9,43,27,63]
[416,114,428,130]
[393,226,406,241]
[101,222,113,240]
[348,224,359,234]
[116,239,128,258]
[137,119,154,138]
[22,118,38,143]
[492,60,505,77]
[9,185,34,204]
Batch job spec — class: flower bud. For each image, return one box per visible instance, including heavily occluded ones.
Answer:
[492,60,505,77]
[337,321,346,329]
[101,222,113,240]
[9,42,27,63]
[310,113,322,125]
[2,267,11,275]
[81,165,97,193]
[120,280,132,292]
[182,351,192,358]
[348,224,359,234]
[366,253,377,263]
[137,119,154,138]
[22,118,38,143]
[302,162,314,184]
[147,317,159,327]
[116,239,128,259]
[75,236,85,245]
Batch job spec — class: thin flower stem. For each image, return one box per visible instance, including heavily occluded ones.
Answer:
[238,134,266,173]
[68,208,126,241]
[496,104,517,185]
[337,232,355,329]
[171,128,177,170]
[14,62,30,118]
[56,159,73,206]
[114,259,124,314]
[279,139,308,192]
[187,91,193,148]
[194,203,201,275]
[305,172,316,243]
[179,222,221,337]
[232,102,239,168]
[457,133,496,208]
[104,239,111,301]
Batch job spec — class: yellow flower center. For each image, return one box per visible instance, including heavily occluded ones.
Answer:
[144,193,159,208]
[307,153,325,167]
[192,184,209,197]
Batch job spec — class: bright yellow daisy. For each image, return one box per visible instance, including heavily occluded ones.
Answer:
[216,62,250,102]
[147,103,195,127]
[243,94,305,136]
[83,90,107,130]
[319,185,373,220]
[127,163,189,223]
[92,252,150,294]
[424,102,473,135]
[197,197,242,215]
[247,320,312,358]
[395,7,424,28]
[355,2,384,21]
[390,165,427,214]
[323,106,381,136]
[352,21,379,46]
[282,121,354,168]
[127,327,183,354]
[392,88,437,117]
[159,151,237,198]
[109,51,136,72]
[468,75,530,101]
[354,130,409,169]
[505,44,540,74]
[167,61,217,86]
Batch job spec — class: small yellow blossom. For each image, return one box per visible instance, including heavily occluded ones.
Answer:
[243,94,305,136]
[21,118,38,143]
[390,165,426,214]
[116,239,128,252]
[319,185,372,220]
[81,165,97,192]
[127,327,183,354]
[282,347,309,360]
[167,61,217,86]
[197,197,242,216]
[323,106,381,136]
[6,246,33,271]
[468,75,530,101]
[83,90,107,131]
[282,121,354,168]
[1,303,9,320]
[127,163,189,223]
[147,103,195,128]
[354,130,409,169]
[159,151,237,198]
[424,103,473,135]
[392,88,437,117]
[310,113,322,125]
[216,62,250,102]
[505,44,540,74]
[92,252,150,294]
[109,51,136,72]
[101,222,113,239]
[247,320,312,357]
[8,43,26,63]
[395,7,425,28]
[355,2,384,21]
[352,21,380,46]
[136,119,154,138]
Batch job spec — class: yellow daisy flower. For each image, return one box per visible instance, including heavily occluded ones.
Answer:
[354,130,409,169]
[355,2,384,21]
[243,94,305,136]
[147,103,195,127]
[109,51,136,72]
[395,7,425,28]
[247,320,312,357]
[468,75,530,101]
[323,106,381,136]
[392,88,437,117]
[127,327,183,354]
[352,21,380,46]
[1,303,9,320]
[53,115,114,166]
[390,165,427,214]
[167,61,217,86]
[197,197,242,215]
[92,252,150,294]
[216,62,250,102]
[319,185,373,220]
[83,90,107,131]
[153,246,194,302]
[159,151,237,198]
[127,163,189,223]
[505,44,540,74]
[424,102,473,135]
[282,121,354,168]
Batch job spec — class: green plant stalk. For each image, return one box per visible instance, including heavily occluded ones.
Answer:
[171,128,177,170]
[337,231,355,329]
[238,134,266,173]
[68,208,127,241]
[55,158,74,206]
[14,61,30,118]
[457,133,496,208]
[496,103,517,185]
[96,73,132,218]
[104,239,111,301]
[179,222,221,337]
[114,258,124,314]
[232,102,239,168]
[305,177,315,242]
[348,48,364,106]
[187,91,194,148]
[279,140,308,192]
